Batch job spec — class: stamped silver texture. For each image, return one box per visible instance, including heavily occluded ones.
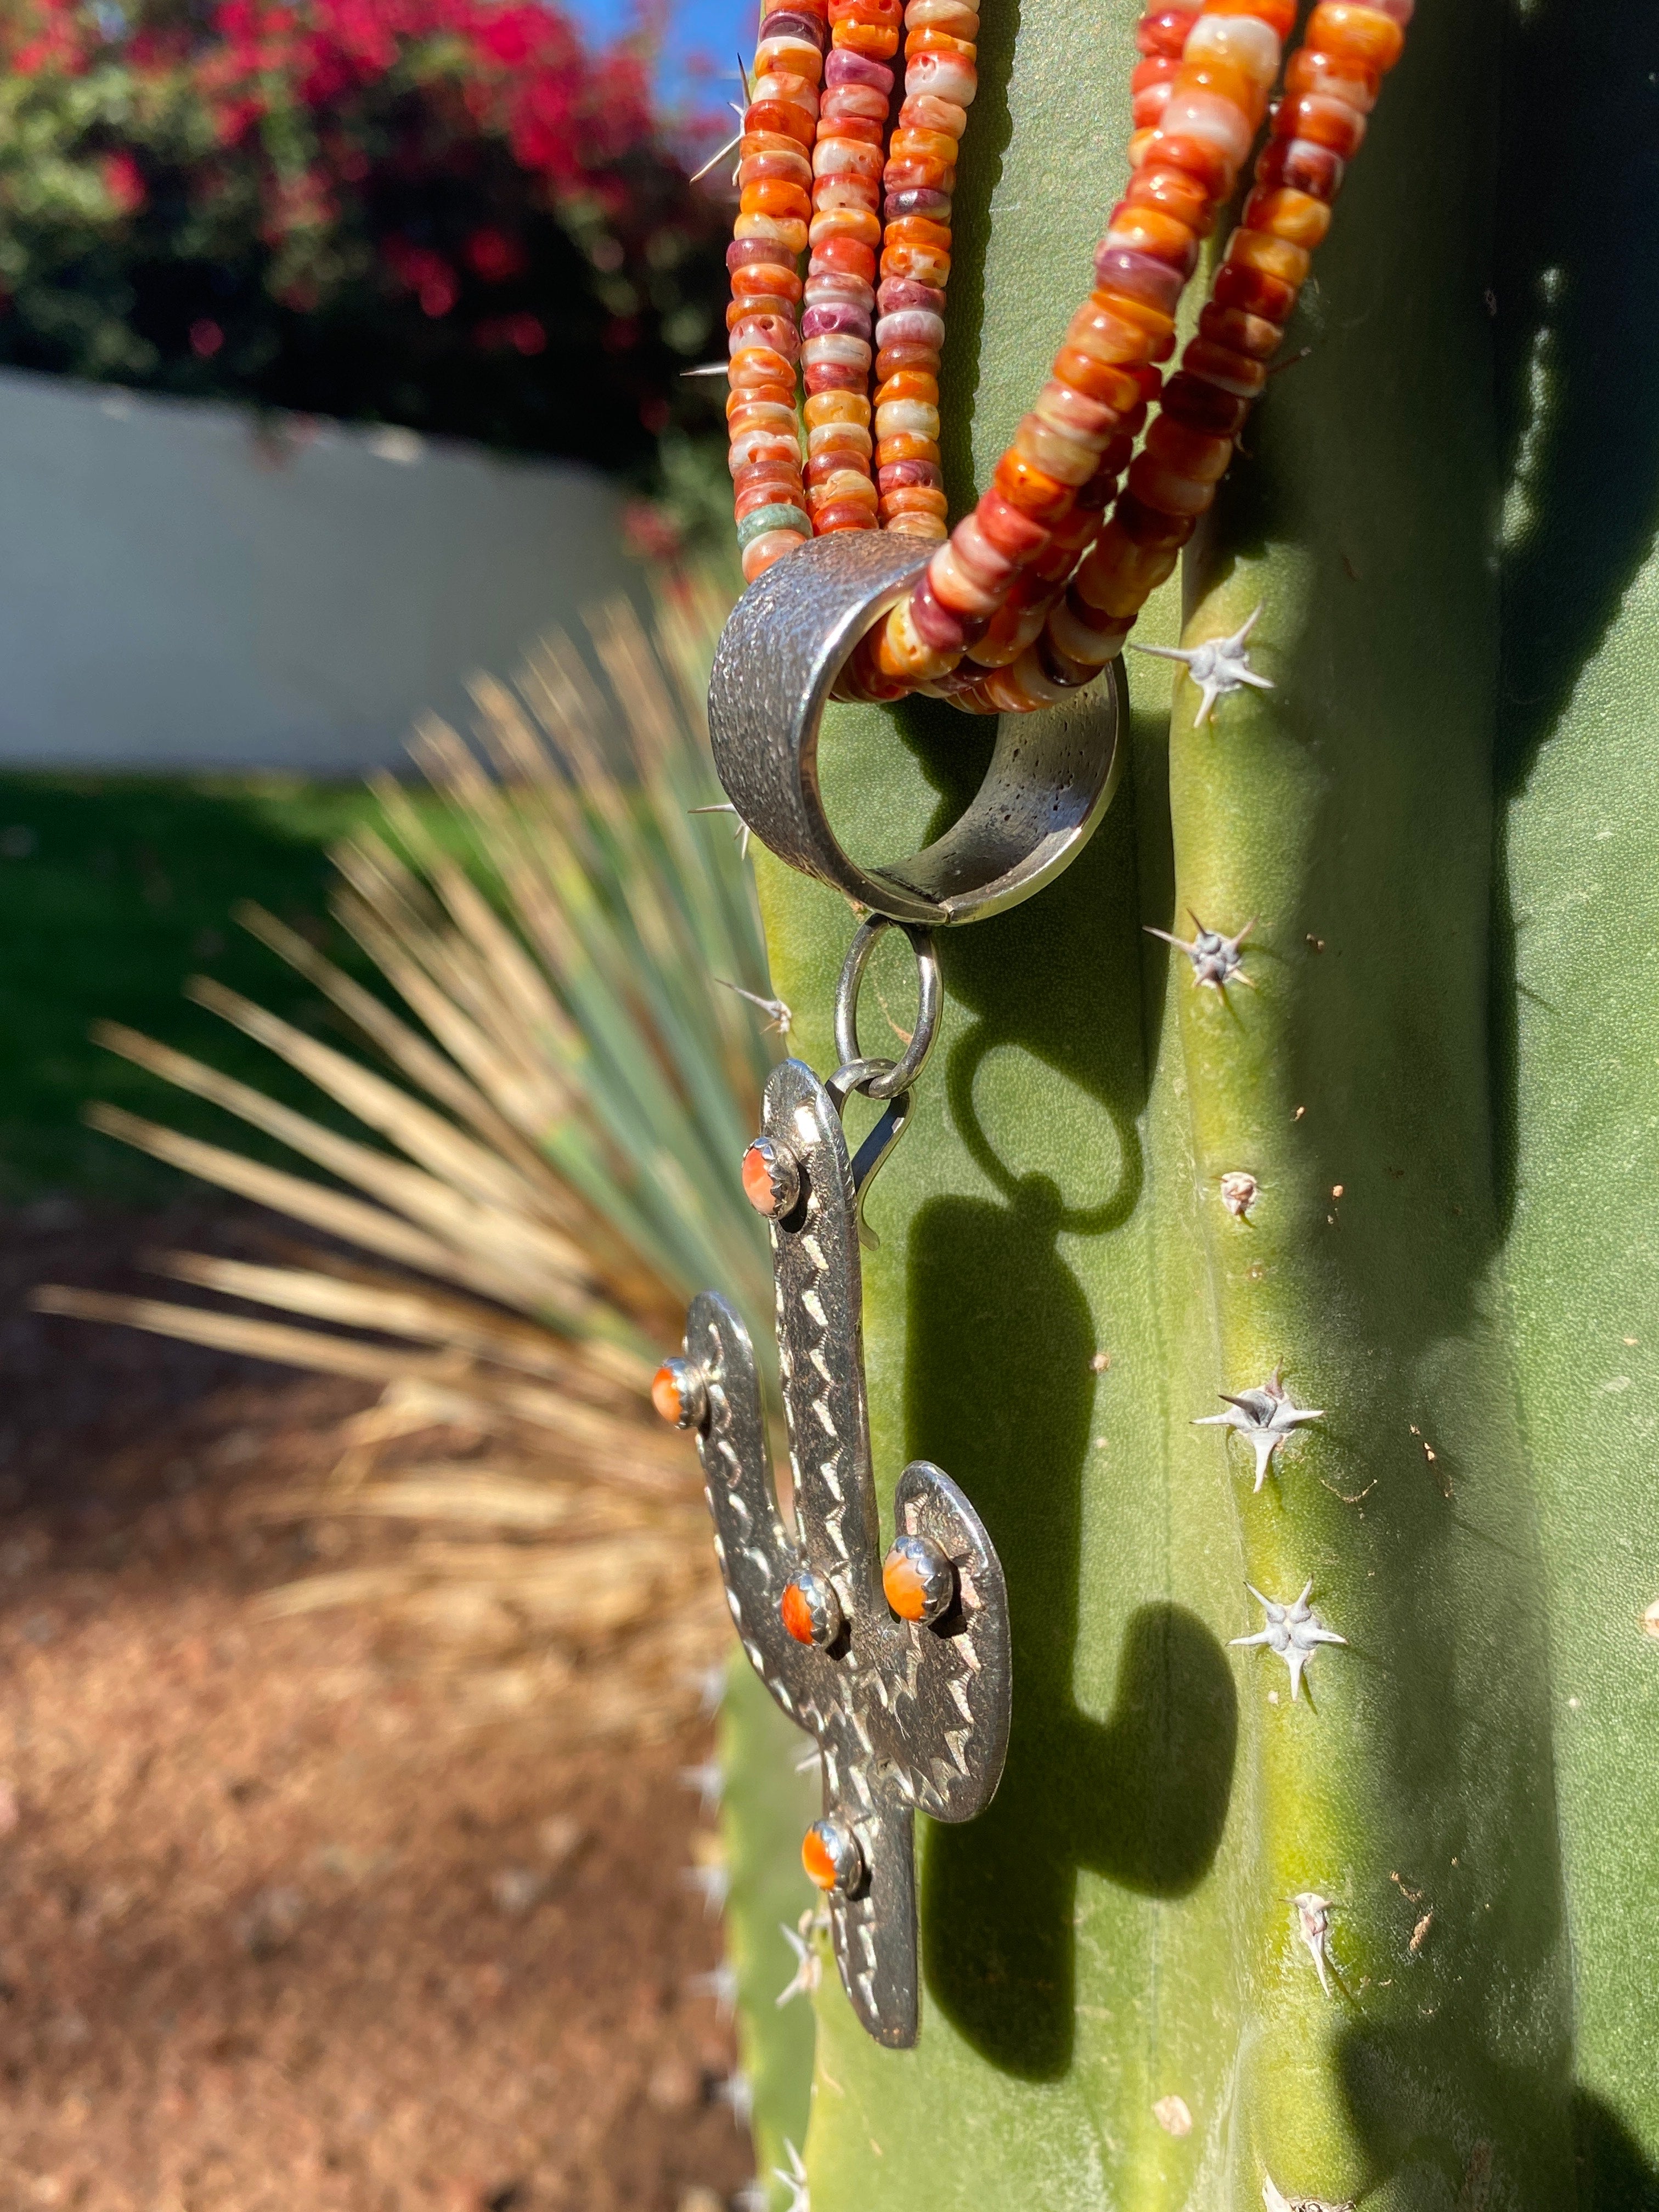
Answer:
[707,528,1129,926]
[680,1057,1012,2047]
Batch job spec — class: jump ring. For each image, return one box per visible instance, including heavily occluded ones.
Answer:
[833,919,939,1101]
[825,1054,900,1105]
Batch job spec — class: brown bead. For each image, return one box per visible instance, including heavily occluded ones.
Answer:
[1197,302,1283,361]
[1160,370,1250,438]
[1116,491,1198,550]
[1212,259,1298,323]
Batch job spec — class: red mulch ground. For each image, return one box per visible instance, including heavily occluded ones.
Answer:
[0,1200,747,2212]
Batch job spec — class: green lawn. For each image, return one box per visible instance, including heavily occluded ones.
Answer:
[0,772,402,1205]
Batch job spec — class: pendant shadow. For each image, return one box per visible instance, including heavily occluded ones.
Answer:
[1570,2090,1659,2211]
[1486,0,1659,1233]
[909,1184,1235,2080]
[886,697,1232,2081]
[1325,2042,1659,2209]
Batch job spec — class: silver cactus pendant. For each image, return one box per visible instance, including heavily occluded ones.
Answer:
[676,532,1126,2051]
[659,1053,1012,2048]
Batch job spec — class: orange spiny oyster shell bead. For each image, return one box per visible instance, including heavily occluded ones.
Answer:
[802,1817,862,1893]
[741,1133,803,1217]
[651,1357,705,1429]
[779,1566,843,1646]
[781,1580,816,1643]
[882,1531,955,1622]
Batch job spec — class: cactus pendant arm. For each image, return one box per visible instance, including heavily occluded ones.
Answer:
[679,1056,1011,2047]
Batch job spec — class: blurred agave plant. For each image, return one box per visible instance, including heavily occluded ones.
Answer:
[35,577,779,1735]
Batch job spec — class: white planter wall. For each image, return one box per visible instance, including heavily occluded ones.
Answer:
[0,367,640,773]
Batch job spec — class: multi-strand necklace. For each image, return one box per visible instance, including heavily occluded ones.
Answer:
[721,0,1412,710]
[727,0,971,577]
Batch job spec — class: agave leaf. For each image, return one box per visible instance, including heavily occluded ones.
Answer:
[232,899,564,1190]
[144,1251,649,1400]
[90,1022,599,1316]
[49,586,773,1746]
[182,974,579,1238]
[78,1102,530,1302]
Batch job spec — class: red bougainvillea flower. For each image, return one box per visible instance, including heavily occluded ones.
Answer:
[101,151,147,214]
[9,0,90,75]
[0,0,730,472]
[383,238,460,317]
[620,498,685,561]
[464,227,526,283]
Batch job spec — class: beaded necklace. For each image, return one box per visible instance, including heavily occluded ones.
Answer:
[723,0,1412,704]
[912,0,1414,712]
[728,0,975,579]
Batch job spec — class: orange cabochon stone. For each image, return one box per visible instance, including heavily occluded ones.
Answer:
[650,1363,682,1425]
[741,1141,777,1215]
[883,1549,928,1621]
[781,1581,816,1644]
[802,1827,839,1890]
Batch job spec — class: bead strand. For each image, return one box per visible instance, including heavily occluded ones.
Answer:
[801,0,899,539]
[873,0,979,540]
[728,0,828,582]
[967,0,1414,708]
[946,0,1196,668]
[846,0,1291,701]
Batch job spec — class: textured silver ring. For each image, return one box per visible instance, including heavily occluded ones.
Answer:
[707,530,1128,927]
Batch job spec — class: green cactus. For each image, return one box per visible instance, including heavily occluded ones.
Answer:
[712,0,1659,2201]
[717,1655,821,2193]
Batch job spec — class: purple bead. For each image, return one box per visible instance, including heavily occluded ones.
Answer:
[1094,244,1188,308]
[877,278,946,317]
[878,459,943,492]
[824,48,893,91]
[758,8,827,46]
[727,237,795,272]
[908,576,978,654]
[800,303,872,340]
[885,188,953,222]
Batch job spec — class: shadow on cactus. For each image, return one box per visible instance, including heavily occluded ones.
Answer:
[34,579,781,1736]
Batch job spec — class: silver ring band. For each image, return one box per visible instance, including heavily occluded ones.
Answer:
[707,530,1127,927]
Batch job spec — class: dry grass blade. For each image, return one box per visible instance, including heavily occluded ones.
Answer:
[254,1470,650,1532]
[48,574,781,1737]
[87,1034,601,1319]
[145,1251,652,1400]
[232,899,568,1196]
[33,1285,444,1385]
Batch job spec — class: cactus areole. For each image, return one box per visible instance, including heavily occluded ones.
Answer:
[675,0,1659,2199]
